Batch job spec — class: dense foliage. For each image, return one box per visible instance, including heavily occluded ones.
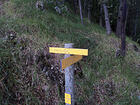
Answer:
[54,0,140,44]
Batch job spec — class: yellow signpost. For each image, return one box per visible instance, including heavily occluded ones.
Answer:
[61,55,83,70]
[65,93,71,104]
[49,45,88,105]
[49,47,88,56]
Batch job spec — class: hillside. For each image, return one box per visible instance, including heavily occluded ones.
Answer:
[0,0,140,105]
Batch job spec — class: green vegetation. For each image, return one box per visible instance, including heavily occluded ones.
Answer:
[0,0,140,104]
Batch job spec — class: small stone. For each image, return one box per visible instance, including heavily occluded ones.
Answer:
[51,66,54,69]
[55,6,61,14]
[36,1,44,10]
[42,85,48,91]
[45,72,48,76]
[43,66,47,72]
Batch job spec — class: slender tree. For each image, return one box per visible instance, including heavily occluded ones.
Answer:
[124,5,129,35]
[103,2,112,35]
[120,0,127,56]
[78,0,83,24]
[73,0,78,14]
[88,0,92,23]
[100,4,103,27]
[134,0,139,36]
[116,0,123,37]
[84,0,88,16]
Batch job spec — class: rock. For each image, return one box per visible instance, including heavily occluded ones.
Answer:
[115,49,121,58]
[55,6,61,14]
[133,44,139,52]
[42,85,48,91]
[7,31,17,40]
[42,66,47,72]
[35,1,44,10]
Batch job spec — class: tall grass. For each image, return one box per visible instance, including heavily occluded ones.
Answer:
[0,0,140,104]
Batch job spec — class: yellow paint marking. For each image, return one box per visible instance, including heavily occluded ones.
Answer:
[62,55,82,70]
[49,47,88,56]
[65,93,71,104]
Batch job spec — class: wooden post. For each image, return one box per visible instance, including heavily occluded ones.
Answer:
[64,43,74,105]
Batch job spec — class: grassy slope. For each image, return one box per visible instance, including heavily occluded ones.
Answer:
[0,0,140,104]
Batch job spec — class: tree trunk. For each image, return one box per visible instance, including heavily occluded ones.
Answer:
[116,0,123,37]
[84,0,87,16]
[134,13,138,36]
[88,0,92,23]
[73,0,78,14]
[78,0,83,24]
[73,0,76,13]
[103,3,111,35]
[88,9,91,23]
[100,4,103,27]
[124,6,129,35]
[121,0,127,57]
[134,3,138,37]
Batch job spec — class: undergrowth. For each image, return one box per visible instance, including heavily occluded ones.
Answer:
[0,0,140,105]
